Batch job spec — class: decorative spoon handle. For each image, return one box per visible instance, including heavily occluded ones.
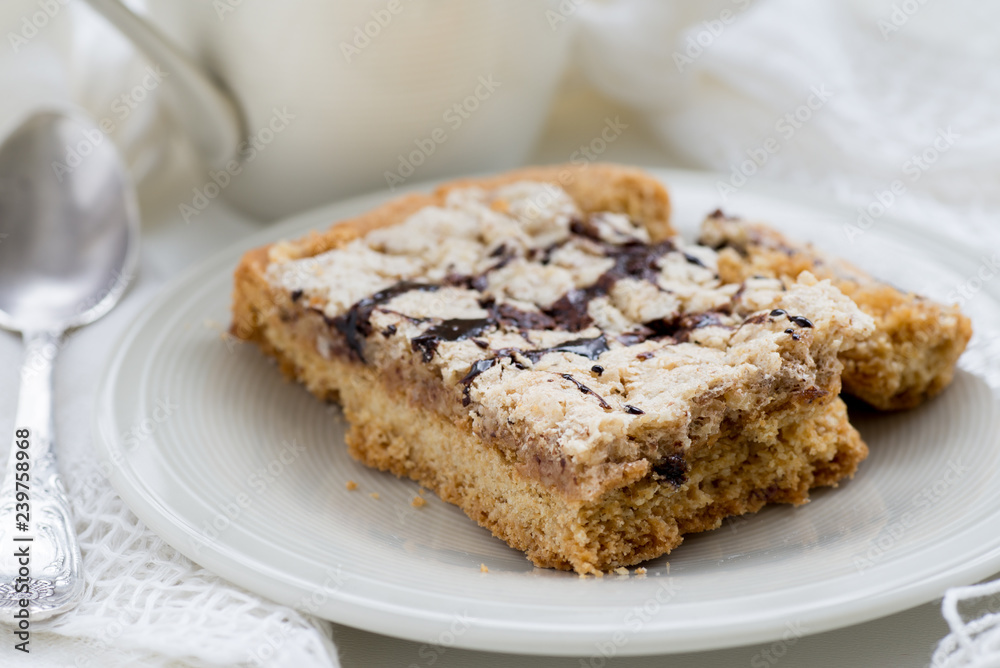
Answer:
[0,330,83,622]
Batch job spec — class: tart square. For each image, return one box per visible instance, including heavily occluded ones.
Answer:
[700,212,972,410]
[232,165,875,573]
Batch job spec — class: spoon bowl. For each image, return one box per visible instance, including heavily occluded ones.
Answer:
[0,110,139,621]
[0,112,138,332]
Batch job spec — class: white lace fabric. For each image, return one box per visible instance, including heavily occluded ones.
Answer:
[935,581,1000,668]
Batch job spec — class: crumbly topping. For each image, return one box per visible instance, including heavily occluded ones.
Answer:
[266,183,875,494]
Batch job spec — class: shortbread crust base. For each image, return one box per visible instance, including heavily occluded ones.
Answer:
[255,315,866,574]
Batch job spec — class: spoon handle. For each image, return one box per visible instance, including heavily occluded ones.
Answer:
[0,331,83,622]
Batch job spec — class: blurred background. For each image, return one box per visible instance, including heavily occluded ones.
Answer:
[2,0,997,234]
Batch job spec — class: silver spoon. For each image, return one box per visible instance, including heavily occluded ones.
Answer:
[0,111,139,621]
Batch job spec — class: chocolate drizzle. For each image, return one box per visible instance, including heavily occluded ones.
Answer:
[544,289,595,332]
[320,210,782,421]
[444,273,489,292]
[524,334,609,363]
[490,302,556,333]
[543,239,677,332]
[301,207,833,431]
[332,281,439,362]
[569,217,602,241]
[559,373,612,411]
[460,358,498,406]
[642,311,729,344]
[458,335,610,406]
[326,215,686,362]
[445,245,516,293]
[411,318,492,362]
[683,252,707,268]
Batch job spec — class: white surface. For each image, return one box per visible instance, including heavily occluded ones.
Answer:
[94,170,1000,657]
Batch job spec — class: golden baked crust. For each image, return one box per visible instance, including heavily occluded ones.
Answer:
[256,315,866,573]
[700,213,973,410]
[231,164,871,573]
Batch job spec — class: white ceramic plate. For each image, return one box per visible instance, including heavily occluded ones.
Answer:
[95,169,1000,656]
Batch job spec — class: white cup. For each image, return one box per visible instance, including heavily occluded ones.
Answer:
[85,0,574,219]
